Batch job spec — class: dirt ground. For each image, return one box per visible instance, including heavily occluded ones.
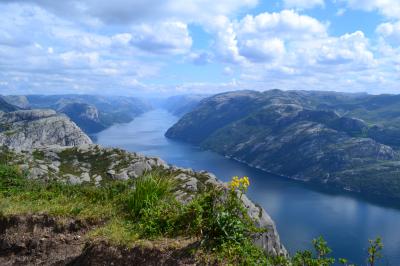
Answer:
[0,214,199,266]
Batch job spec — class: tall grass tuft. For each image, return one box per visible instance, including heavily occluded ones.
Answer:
[124,171,176,218]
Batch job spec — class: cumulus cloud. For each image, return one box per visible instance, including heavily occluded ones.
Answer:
[130,21,192,54]
[211,10,327,63]
[0,3,162,94]
[0,0,399,95]
[283,0,324,10]
[237,10,327,40]
[315,31,374,66]
[376,21,400,46]
[239,38,285,63]
[345,0,400,19]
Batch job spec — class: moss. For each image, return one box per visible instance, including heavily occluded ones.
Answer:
[3,130,19,137]
[0,146,16,164]
[0,123,11,132]
[32,150,45,161]
[58,147,114,178]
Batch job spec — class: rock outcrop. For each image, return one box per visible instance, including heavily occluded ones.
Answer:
[3,144,287,257]
[0,109,92,150]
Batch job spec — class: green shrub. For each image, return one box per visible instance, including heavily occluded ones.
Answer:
[0,164,26,192]
[124,172,176,218]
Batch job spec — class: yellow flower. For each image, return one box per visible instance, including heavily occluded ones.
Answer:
[242,176,250,187]
[229,176,250,192]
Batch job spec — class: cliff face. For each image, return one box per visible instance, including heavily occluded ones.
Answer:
[0,97,19,112]
[59,103,106,134]
[0,109,92,150]
[166,90,400,200]
[24,94,153,134]
[1,95,30,109]
[3,144,287,258]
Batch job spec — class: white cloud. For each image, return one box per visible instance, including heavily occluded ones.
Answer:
[346,0,400,19]
[0,0,400,95]
[315,31,374,66]
[283,0,324,10]
[130,21,192,54]
[376,21,400,46]
[239,38,285,63]
[237,10,327,40]
[211,10,327,63]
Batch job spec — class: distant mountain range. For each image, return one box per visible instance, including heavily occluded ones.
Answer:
[166,89,400,200]
[162,94,208,116]
[1,95,152,134]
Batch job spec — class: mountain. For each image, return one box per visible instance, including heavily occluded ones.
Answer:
[0,109,92,149]
[18,95,153,134]
[162,94,207,116]
[58,102,106,133]
[0,97,20,112]
[166,90,400,200]
[1,95,30,109]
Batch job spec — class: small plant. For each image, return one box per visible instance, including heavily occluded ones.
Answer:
[228,175,250,196]
[292,236,335,266]
[124,171,176,218]
[367,237,383,266]
[0,164,26,192]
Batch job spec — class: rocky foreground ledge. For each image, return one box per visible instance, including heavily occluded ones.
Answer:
[1,144,287,264]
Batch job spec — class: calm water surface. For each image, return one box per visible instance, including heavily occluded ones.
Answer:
[96,109,400,265]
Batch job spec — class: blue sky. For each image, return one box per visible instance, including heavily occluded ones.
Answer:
[0,0,399,96]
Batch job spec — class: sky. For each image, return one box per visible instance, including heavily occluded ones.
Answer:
[0,0,399,96]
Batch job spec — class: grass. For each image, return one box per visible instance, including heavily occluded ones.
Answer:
[124,172,177,218]
[0,163,386,265]
[0,163,269,264]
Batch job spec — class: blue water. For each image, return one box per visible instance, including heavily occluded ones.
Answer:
[95,109,400,265]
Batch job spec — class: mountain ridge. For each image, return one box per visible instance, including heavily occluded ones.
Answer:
[166,89,400,200]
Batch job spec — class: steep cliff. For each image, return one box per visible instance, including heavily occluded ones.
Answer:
[0,109,92,150]
[0,97,19,112]
[24,94,152,133]
[59,103,106,134]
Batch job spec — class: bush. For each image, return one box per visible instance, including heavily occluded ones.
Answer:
[0,164,26,192]
[124,171,176,218]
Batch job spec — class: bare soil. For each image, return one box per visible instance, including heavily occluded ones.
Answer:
[0,214,200,266]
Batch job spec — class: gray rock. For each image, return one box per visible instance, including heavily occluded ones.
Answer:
[65,174,83,185]
[94,175,102,185]
[114,171,129,180]
[241,194,288,257]
[80,172,91,182]
[0,109,92,150]
[27,167,48,180]
[128,161,151,177]
[174,173,198,192]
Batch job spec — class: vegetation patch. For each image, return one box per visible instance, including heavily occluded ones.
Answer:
[0,164,385,265]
